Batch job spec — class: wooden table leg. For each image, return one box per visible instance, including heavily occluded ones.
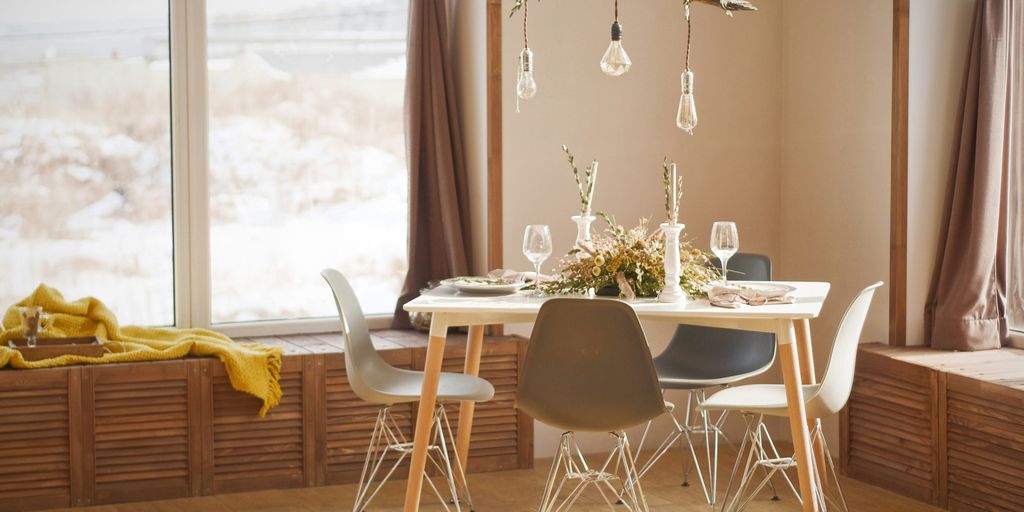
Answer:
[454,324,486,490]
[404,314,450,512]
[777,319,820,512]
[795,319,829,487]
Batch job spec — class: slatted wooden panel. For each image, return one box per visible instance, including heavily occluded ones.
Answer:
[211,357,306,494]
[90,362,191,505]
[323,349,416,484]
[0,332,530,511]
[945,374,1024,512]
[843,348,938,504]
[433,340,523,473]
[0,369,73,512]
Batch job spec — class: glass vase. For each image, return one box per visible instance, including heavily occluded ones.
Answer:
[659,222,687,303]
[571,214,596,259]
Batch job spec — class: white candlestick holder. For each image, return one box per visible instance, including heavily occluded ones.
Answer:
[659,222,687,304]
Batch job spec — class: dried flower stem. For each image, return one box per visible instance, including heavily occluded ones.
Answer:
[562,144,597,216]
[662,158,684,224]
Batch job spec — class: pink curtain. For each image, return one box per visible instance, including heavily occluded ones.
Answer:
[926,0,1022,350]
[392,0,473,328]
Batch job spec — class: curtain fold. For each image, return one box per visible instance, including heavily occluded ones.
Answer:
[392,0,473,328]
[925,0,1021,350]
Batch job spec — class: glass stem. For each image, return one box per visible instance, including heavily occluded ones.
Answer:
[722,257,729,284]
[533,261,543,296]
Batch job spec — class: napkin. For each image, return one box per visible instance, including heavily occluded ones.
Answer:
[488,269,553,284]
[708,285,795,309]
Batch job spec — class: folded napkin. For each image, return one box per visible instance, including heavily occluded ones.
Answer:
[488,269,554,284]
[708,285,795,309]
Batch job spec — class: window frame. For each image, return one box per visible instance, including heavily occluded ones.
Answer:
[168,0,396,337]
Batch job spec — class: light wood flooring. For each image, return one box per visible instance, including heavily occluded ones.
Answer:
[52,445,940,512]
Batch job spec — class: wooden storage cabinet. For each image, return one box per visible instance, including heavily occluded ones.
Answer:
[842,343,1024,512]
[0,332,531,511]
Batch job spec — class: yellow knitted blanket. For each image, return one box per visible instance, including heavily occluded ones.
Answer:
[0,284,282,416]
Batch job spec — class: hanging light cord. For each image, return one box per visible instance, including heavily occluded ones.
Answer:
[684,0,692,71]
[523,0,529,48]
[614,0,619,22]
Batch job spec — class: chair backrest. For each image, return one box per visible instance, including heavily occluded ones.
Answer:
[320,268,396,404]
[659,253,776,380]
[809,282,884,417]
[517,298,667,433]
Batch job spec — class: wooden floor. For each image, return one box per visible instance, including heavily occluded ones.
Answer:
[51,444,940,512]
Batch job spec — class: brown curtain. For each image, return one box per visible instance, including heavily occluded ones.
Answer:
[392,0,473,328]
[925,0,1022,350]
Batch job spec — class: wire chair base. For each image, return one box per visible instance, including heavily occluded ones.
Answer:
[720,414,849,512]
[627,389,741,507]
[537,431,649,512]
[353,404,473,512]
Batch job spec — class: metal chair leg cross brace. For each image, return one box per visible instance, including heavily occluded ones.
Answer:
[354,404,474,512]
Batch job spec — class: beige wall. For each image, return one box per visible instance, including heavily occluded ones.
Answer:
[778,1,892,446]
[451,0,894,456]
[905,0,977,345]
[500,0,784,455]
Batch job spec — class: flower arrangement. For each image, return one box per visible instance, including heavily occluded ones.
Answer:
[561,145,598,216]
[543,214,720,299]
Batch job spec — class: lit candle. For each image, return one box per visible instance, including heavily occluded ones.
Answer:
[670,163,678,224]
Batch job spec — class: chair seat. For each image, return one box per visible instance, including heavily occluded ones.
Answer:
[376,368,495,404]
[697,383,822,418]
[654,354,773,390]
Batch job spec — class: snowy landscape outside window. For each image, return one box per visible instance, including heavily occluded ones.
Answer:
[206,0,409,323]
[0,0,409,327]
[0,1,175,326]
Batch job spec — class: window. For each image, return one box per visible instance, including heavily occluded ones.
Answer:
[0,0,409,333]
[0,1,174,326]
[206,0,408,323]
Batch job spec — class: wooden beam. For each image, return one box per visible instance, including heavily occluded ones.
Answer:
[487,0,504,336]
[889,0,909,346]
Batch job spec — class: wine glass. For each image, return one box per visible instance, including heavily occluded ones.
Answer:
[18,306,46,348]
[522,225,553,297]
[711,221,739,283]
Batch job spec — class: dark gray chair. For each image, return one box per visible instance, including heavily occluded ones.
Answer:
[518,298,666,512]
[631,253,777,507]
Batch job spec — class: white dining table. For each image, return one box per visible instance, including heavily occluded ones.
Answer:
[402,281,832,512]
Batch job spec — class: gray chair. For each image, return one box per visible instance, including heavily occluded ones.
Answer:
[321,269,494,512]
[631,253,778,507]
[518,298,666,512]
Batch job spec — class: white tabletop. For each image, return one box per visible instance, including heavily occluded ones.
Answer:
[405,281,831,322]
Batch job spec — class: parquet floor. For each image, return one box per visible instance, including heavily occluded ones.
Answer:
[53,445,940,512]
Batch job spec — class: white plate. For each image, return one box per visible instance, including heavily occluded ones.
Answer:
[440,277,527,295]
[724,281,797,296]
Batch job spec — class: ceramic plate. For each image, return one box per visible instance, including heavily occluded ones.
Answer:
[440,276,527,295]
[728,281,797,295]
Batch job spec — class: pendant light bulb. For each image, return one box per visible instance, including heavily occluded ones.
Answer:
[517,48,537,100]
[676,69,697,134]
[600,21,631,77]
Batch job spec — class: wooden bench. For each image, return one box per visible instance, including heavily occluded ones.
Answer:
[0,330,531,512]
[842,343,1024,511]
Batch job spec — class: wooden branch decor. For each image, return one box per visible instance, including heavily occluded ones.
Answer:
[510,0,757,17]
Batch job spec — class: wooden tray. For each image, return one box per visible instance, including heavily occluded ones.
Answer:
[7,336,105,361]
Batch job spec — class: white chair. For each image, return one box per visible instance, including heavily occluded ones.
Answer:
[699,281,883,512]
[321,269,495,512]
